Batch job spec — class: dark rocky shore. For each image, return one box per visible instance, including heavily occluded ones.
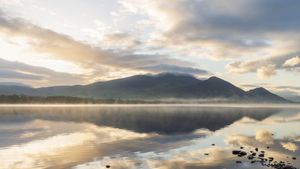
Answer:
[231,146,298,169]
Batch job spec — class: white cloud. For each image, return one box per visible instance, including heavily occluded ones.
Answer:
[257,64,276,79]
[283,56,300,67]
[226,53,300,78]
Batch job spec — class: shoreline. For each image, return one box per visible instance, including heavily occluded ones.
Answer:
[0,103,300,108]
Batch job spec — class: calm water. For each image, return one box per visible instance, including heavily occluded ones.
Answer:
[0,105,299,169]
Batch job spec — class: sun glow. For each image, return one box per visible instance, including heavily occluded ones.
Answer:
[0,38,84,74]
[32,58,84,74]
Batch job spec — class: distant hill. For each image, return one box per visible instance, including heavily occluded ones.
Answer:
[0,73,292,103]
[0,82,30,87]
[286,96,300,103]
[246,87,289,103]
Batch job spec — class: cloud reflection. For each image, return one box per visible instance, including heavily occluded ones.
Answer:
[0,120,150,169]
[281,142,299,152]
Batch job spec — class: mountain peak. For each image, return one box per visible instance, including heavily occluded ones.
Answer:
[206,76,223,81]
[204,76,237,87]
[248,87,270,94]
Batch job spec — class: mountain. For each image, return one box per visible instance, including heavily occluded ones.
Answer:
[286,96,300,103]
[0,85,34,95]
[0,73,292,103]
[0,82,30,87]
[246,87,289,103]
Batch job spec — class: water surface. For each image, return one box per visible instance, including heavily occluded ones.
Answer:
[0,105,299,169]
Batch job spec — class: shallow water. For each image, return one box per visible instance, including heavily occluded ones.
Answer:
[0,105,299,169]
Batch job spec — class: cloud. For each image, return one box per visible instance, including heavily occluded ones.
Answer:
[0,69,43,80]
[0,11,109,67]
[283,56,300,67]
[257,64,276,79]
[101,32,141,50]
[120,0,300,60]
[0,58,84,87]
[226,53,300,78]
[272,86,300,94]
[0,0,26,6]
[0,8,208,81]
[140,64,210,76]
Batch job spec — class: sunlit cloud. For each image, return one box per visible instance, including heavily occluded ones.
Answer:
[0,58,85,87]
[226,53,300,78]
[283,56,300,67]
[257,64,276,79]
[0,7,209,86]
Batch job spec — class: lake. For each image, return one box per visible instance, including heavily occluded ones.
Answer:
[0,104,299,169]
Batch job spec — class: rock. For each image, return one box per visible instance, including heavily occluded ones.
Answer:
[238,151,247,157]
[247,155,254,160]
[232,150,241,155]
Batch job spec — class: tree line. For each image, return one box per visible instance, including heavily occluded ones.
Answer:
[0,95,164,104]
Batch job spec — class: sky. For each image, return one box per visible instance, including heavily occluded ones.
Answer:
[0,0,299,99]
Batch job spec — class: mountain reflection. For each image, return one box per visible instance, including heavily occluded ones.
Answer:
[0,106,280,134]
[0,105,299,169]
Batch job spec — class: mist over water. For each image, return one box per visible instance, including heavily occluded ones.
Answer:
[0,105,299,169]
